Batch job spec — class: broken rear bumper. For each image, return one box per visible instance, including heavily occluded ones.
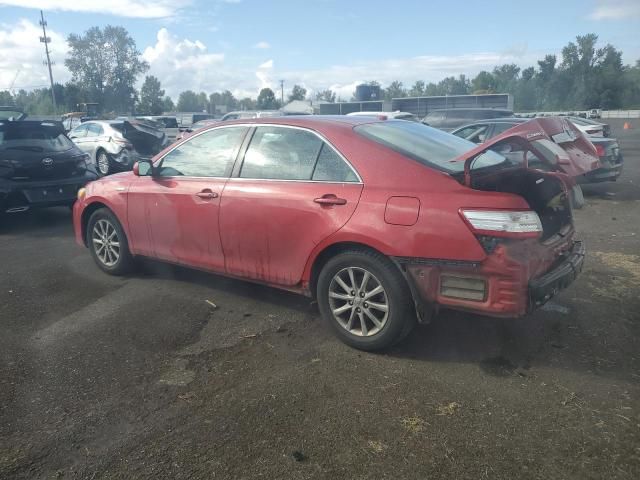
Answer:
[529,241,585,309]
[398,238,585,319]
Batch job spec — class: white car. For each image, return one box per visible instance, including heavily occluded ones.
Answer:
[567,116,609,137]
[347,111,418,121]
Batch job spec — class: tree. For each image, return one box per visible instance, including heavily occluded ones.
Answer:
[177,90,201,111]
[384,81,406,100]
[315,89,336,102]
[257,88,278,109]
[162,96,175,112]
[65,26,148,113]
[288,84,307,102]
[408,81,426,97]
[138,76,165,115]
[239,97,257,110]
[472,71,497,93]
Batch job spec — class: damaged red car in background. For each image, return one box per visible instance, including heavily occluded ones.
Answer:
[73,116,590,351]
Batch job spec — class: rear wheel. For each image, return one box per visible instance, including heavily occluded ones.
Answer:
[96,150,110,176]
[87,208,133,275]
[317,249,415,351]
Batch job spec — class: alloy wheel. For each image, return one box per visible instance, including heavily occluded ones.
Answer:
[328,267,389,337]
[97,152,110,175]
[92,219,120,267]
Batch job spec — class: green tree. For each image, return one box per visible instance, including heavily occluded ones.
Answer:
[408,80,425,97]
[239,97,257,110]
[472,71,497,93]
[315,89,336,102]
[288,84,307,102]
[138,76,165,115]
[384,81,406,100]
[257,88,278,109]
[65,26,148,113]
[162,96,175,112]
[177,90,201,111]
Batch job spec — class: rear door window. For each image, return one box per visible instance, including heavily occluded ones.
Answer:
[240,126,358,182]
[312,143,359,182]
[86,123,103,136]
[240,127,322,180]
[453,125,490,144]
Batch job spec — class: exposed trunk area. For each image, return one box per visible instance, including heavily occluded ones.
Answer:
[470,168,572,241]
[113,121,165,156]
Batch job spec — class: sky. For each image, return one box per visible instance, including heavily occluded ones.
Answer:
[0,0,639,101]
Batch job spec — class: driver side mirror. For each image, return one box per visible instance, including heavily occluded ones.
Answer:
[133,160,153,176]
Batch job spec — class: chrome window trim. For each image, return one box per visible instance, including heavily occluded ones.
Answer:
[153,122,363,183]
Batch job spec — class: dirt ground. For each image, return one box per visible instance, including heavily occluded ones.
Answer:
[1,119,639,479]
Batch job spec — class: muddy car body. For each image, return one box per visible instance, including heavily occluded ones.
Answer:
[73,116,589,350]
[69,120,166,176]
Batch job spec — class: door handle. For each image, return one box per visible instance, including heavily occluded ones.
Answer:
[196,190,218,199]
[314,195,347,206]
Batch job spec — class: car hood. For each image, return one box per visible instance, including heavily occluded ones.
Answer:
[452,117,601,179]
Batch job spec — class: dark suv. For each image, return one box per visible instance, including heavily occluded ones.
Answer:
[0,120,97,214]
[422,108,514,131]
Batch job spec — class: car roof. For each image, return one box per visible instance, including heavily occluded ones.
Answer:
[427,108,513,113]
[216,115,385,127]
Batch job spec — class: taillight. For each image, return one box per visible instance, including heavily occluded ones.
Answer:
[460,209,542,238]
[112,137,133,150]
[594,144,606,157]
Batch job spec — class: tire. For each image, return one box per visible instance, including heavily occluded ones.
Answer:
[317,249,415,351]
[96,149,110,176]
[86,208,133,275]
[570,184,585,209]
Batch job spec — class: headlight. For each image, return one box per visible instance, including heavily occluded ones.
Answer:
[77,187,86,200]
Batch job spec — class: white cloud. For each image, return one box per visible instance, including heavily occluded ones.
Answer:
[0,0,191,18]
[0,19,69,90]
[142,28,227,97]
[588,0,640,19]
[254,41,270,49]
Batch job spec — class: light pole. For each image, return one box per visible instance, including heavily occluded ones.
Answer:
[39,10,57,114]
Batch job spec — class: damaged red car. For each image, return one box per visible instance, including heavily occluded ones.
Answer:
[73,116,588,350]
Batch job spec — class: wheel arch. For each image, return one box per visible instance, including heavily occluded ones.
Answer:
[308,241,390,300]
[80,201,110,246]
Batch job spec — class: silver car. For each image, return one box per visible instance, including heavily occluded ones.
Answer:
[68,120,166,176]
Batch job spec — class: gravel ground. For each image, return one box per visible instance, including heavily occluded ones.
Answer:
[1,119,639,480]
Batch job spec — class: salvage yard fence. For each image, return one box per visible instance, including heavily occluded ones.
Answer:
[602,110,640,118]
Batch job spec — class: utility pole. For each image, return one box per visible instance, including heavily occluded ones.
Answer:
[280,80,284,106]
[39,10,57,114]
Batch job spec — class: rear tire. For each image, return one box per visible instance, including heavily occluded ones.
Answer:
[96,150,110,176]
[86,208,133,275]
[317,249,415,351]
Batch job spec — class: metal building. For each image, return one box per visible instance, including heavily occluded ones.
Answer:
[392,94,513,118]
[319,100,389,115]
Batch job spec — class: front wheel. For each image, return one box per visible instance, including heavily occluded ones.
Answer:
[87,208,133,275]
[317,249,415,351]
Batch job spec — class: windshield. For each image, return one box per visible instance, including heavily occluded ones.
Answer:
[0,122,74,153]
[355,120,506,173]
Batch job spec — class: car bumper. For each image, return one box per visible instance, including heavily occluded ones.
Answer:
[401,236,584,319]
[582,162,623,183]
[529,241,585,309]
[0,173,97,213]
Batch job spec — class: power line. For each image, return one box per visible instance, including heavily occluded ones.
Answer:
[39,10,57,114]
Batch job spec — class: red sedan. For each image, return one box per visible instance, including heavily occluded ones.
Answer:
[73,116,587,350]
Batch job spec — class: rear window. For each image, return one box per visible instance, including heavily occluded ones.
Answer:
[0,122,75,153]
[355,120,505,173]
[157,117,179,128]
